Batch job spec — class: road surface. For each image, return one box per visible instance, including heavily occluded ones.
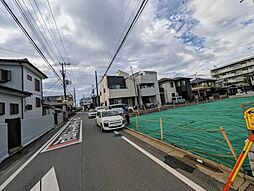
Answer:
[0,112,223,191]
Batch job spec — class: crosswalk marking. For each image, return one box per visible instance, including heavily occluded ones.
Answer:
[30,167,59,191]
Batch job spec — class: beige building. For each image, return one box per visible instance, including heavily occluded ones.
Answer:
[99,70,136,106]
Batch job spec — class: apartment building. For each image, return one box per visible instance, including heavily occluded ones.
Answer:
[158,78,177,104]
[191,78,216,100]
[133,71,161,107]
[210,57,254,90]
[99,70,136,107]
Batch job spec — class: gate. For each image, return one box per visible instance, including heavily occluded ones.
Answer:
[5,117,21,153]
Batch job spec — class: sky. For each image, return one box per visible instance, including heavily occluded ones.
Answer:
[0,0,254,102]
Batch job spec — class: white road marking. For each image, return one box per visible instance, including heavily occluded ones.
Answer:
[29,167,60,191]
[30,181,40,191]
[79,120,83,143]
[115,132,206,191]
[41,167,59,191]
[0,120,72,191]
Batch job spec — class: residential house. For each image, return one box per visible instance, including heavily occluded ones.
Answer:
[158,78,177,104]
[99,70,136,107]
[0,58,53,162]
[210,56,254,93]
[174,77,192,101]
[191,78,216,100]
[133,71,161,107]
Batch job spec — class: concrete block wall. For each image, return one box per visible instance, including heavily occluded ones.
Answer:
[21,115,54,146]
[0,123,8,163]
[57,113,64,125]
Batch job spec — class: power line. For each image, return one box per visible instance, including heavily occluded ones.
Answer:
[0,0,63,85]
[100,0,148,83]
[46,0,70,63]
[33,0,65,63]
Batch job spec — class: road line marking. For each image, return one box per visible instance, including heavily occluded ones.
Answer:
[41,167,59,191]
[113,131,119,135]
[121,136,206,191]
[0,120,72,191]
[79,120,83,143]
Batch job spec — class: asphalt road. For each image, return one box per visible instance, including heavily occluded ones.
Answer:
[0,112,224,191]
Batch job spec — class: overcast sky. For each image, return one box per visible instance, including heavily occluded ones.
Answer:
[0,0,254,101]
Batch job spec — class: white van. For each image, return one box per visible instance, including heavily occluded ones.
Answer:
[172,96,186,104]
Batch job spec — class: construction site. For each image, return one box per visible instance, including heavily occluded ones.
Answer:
[128,97,254,174]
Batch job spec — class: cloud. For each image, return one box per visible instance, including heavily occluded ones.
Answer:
[1,0,254,101]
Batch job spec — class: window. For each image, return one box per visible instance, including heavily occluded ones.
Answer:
[27,74,32,81]
[35,79,40,92]
[176,81,181,87]
[0,69,11,82]
[36,98,41,107]
[182,80,186,86]
[103,88,105,93]
[0,102,5,115]
[172,93,175,97]
[10,103,19,115]
[170,82,174,88]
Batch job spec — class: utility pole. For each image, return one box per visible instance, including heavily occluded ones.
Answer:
[195,72,201,100]
[60,62,70,100]
[95,70,99,107]
[74,87,76,108]
[130,66,139,110]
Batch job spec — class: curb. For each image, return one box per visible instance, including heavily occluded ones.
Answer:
[124,127,254,190]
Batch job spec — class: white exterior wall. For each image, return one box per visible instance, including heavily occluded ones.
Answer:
[0,64,22,90]
[23,67,42,119]
[161,81,178,103]
[57,112,64,124]
[0,93,22,124]
[0,123,8,163]
[109,78,135,98]
[99,76,110,106]
[21,115,54,146]
[136,71,161,105]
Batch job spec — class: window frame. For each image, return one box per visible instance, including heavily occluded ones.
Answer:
[35,78,40,92]
[27,74,32,81]
[10,103,19,115]
[0,102,5,115]
[35,97,41,107]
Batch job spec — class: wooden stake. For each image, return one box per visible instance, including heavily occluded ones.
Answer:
[220,127,238,161]
[160,117,163,140]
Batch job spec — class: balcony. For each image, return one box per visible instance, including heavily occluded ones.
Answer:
[140,87,157,96]
[109,88,135,99]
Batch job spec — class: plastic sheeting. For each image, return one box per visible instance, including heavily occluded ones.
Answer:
[129,97,254,171]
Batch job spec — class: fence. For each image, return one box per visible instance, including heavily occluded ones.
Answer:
[21,115,54,146]
[0,123,8,162]
[129,97,253,172]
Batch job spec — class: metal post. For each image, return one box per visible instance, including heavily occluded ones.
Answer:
[95,70,99,107]
[130,66,140,112]
[73,87,76,108]
[220,127,238,161]
[160,117,163,140]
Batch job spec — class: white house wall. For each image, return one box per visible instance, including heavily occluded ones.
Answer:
[161,81,178,103]
[0,64,22,90]
[0,123,8,163]
[21,115,54,146]
[0,93,22,124]
[23,67,43,119]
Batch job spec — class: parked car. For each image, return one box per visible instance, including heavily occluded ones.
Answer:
[108,104,134,114]
[88,109,97,118]
[95,106,107,112]
[144,102,154,108]
[96,110,124,131]
[172,96,186,104]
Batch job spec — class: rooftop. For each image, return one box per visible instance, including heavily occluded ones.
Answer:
[191,78,217,84]
[0,58,48,79]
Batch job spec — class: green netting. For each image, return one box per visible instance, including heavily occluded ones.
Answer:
[128,97,254,171]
